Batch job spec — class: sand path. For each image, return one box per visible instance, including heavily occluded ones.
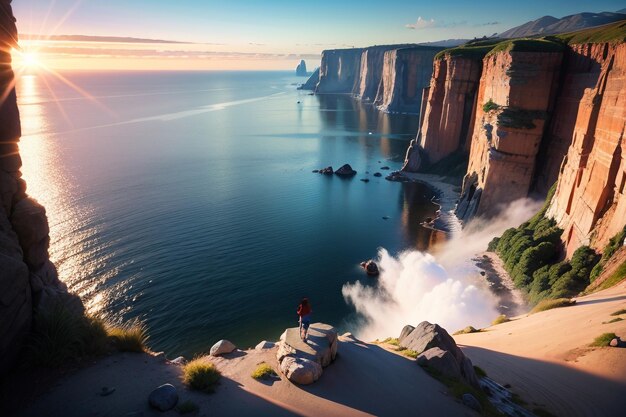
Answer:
[17,337,477,417]
[455,280,626,417]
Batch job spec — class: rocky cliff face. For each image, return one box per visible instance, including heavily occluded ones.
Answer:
[374,46,442,114]
[547,43,626,256]
[0,0,82,375]
[298,67,319,91]
[315,48,363,94]
[406,54,482,170]
[458,50,563,221]
[353,45,413,101]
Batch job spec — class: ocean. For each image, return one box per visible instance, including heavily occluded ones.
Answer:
[16,70,440,356]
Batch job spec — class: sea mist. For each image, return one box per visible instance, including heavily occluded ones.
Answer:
[342,198,543,341]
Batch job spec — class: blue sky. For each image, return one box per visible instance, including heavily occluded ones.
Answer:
[11,0,626,70]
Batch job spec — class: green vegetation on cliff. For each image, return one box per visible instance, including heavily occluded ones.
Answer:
[488,185,601,304]
[434,38,501,60]
[485,38,565,57]
[590,225,626,281]
[556,20,626,44]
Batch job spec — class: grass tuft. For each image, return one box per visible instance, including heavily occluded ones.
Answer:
[251,362,277,380]
[395,347,419,358]
[107,321,148,353]
[453,326,481,335]
[530,298,575,314]
[492,314,511,325]
[177,400,199,414]
[381,337,400,346]
[604,317,623,324]
[611,309,626,316]
[482,99,499,112]
[182,358,221,393]
[590,333,617,347]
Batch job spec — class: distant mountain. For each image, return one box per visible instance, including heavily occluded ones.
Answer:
[20,34,189,44]
[418,39,470,48]
[499,12,626,38]
[618,8,626,14]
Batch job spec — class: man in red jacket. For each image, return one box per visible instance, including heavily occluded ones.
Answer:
[297,298,312,342]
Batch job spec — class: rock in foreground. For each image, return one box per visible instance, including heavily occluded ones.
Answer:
[210,339,236,356]
[335,164,357,176]
[148,383,178,411]
[276,323,338,384]
[400,321,479,388]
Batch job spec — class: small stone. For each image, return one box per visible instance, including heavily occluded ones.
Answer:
[255,340,276,350]
[312,170,319,173]
[335,164,357,176]
[382,216,390,220]
[380,166,390,170]
[373,172,382,177]
[148,383,178,411]
[462,393,482,412]
[610,338,620,347]
[360,178,369,183]
[318,166,334,175]
[169,356,186,365]
[210,339,236,356]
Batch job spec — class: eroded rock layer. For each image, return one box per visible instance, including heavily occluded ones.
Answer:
[354,45,414,101]
[457,50,563,221]
[0,0,83,375]
[547,43,626,256]
[374,46,443,114]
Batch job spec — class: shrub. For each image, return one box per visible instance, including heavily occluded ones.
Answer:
[182,358,221,393]
[604,318,623,324]
[396,348,419,358]
[611,309,626,316]
[381,337,400,346]
[492,315,510,325]
[107,321,148,353]
[590,225,626,281]
[483,99,499,112]
[251,362,277,380]
[453,326,480,335]
[595,260,626,291]
[177,400,199,414]
[530,298,575,314]
[590,333,617,347]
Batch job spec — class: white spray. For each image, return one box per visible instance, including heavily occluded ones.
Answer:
[342,198,542,341]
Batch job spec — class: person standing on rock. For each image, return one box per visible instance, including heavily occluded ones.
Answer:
[297,298,312,342]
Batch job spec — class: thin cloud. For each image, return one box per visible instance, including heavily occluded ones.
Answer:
[476,21,500,26]
[405,17,436,30]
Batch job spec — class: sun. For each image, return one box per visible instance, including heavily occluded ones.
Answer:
[14,49,42,71]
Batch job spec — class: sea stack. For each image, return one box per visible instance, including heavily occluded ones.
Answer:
[296,60,307,76]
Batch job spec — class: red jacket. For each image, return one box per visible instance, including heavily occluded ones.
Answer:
[297,304,311,317]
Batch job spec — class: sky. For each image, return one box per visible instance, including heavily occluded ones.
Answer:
[10,0,626,71]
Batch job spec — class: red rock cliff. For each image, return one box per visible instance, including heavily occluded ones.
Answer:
[457,50,563,221]
[547,43,626,256]
[0,0,82,375]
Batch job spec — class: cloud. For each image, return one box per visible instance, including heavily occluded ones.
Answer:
[405,17,437,30]
[476,21,500,26]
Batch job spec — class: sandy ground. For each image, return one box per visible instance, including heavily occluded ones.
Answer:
[455,280,626,417]
[15,336,477,417]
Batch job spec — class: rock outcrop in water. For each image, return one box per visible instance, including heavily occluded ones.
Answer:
[296,59,307,77]
[374,46,443,114]
[0,0,83,375]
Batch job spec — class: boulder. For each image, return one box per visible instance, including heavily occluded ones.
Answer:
[462,393,482,412]
[335,164,357,176]
[610,338,620,347]
[318,166,333,175]
[210,339,236,356]
[169,356,186,365]
[279,356,322,385]
[255,340,275,350]
[401,321,479,388]
[417,347,461,380]
[148,383,178,411]
[373,172,382,177]
[276,323,338,384]
[399,325,415,341]
[359,260,379,276]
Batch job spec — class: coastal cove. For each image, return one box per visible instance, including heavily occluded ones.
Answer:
[16,70,443,357]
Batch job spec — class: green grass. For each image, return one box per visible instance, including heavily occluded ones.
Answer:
[453,326,481,335]
[596,260,626,292]
[434,38,501,60]
[485,38,565,57]
[182,358,221,393]
[473,365,487,378]
[492,315,511,325]
[556,21,626,44]
[177,400,199,414]
[530,298,575,314]
[251,362,277,380]
[604,317,624,324]
[482,99,499,112]
[590,333,617,347]
[590,226,626,281]
[381,337,400,346]
[107,321,148,353]
[395,347,419,358]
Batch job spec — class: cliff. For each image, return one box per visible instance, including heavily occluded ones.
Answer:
[296,59,307,77]
[547,42,626,256]
[0,0,82,375]
[298,67,319,90]
[353,45,414,101]
[373,46,443,114]
[315,48,363,94]
[458,43,564,221]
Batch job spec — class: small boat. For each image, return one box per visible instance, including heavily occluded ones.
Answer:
[360,260,380,276]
